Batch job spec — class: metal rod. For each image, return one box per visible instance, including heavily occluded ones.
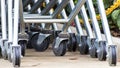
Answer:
[40,0,57,15]
[24,19,68,23]
[23,0,31,8]
[24,14,52,19]
[62,0,86,32]
[69,0,84,35]
[86,0,102,41]
[80,5,94,38]
[8,0,13,42]
[1,0,7,40]
[58,0,72,33]
[13,0,19,45]
[29,0,44,13]
[45,0,58,30]
[52,0,69,18]
[97,0,113,45]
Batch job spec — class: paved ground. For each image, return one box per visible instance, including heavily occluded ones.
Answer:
[0,25,120,68]
[0,48,120,68]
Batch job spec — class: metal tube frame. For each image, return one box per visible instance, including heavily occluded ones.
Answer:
[97,0,113,45]
[86,0,102,41]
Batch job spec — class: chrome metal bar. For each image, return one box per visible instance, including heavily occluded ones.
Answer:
[1,0,7,40]
[24,14,52,19]
[97,0,113,45]
[24,19,68,23]
[58,0,72,33]
[13,0,19,45]
[80,5,94,38]
[45,0,58,30]
[69,0,84,35]
[62,0,86,32]
[8,0,13,42]
[29,0,44,13]
[86,0,102,41]
[52,0,69,18]
[41,0,57,15]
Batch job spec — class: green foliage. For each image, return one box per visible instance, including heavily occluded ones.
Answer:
[112,9,120,29]
[73,0,120,30]
[117,15,120,29]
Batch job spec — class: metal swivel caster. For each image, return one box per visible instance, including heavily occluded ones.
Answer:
[89,38,97,58]
[12,46,21,67]
[108,45,117,66]
[79,36,89,54]
[18,41,27,56]
[53,37,68,56]
[31,33,50,51]
[97,41,107,61]
[67,33,77,52]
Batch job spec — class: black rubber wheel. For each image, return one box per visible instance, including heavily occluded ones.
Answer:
[79,36,89,54]
[2,47,8,60]
[53,39,67,56]
[0,46,2,58]
[97,41,107,61]
[8,45,12,62]
[89,39,97,58]
[108,46,117,66]
[8,51,12,62]
[67,33,77,52]
[19,41,27,56]
[26,32,37,49]
[31,34,50,52]
[13,47,21,67]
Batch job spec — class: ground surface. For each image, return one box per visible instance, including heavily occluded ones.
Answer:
[0,25,120,68]
[0,48,120,68]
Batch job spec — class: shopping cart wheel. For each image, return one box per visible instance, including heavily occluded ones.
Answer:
[67,33,77,52]
[89,39,97,58]
[0,46,2,58]
[108,45,117,66]
[2,46,8,60]
[97,41,107,61]
[8,51,12,62]
[31,33,50,51]
[53,38,67,56]
[8,45,12,62]
[79,36,89,54]
[12,46,21,67]
[26,32,35,49]
[18,41,27,56]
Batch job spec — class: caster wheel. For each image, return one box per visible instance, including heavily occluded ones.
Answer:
[26,32,36,49]
[13,47,21,67]
[2,47,8,60]
[97,41,107,61]
[8,52,12,62]
[8,44,12,62]
[67,33,77,52]
[27,40,33,49]
[53,38,67,56]
[31,34,50,51]
[79,36,89,54]
[108,45,117,66]
[89,39,97,58]
[19,41,27,56]
[0,46,2,58]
